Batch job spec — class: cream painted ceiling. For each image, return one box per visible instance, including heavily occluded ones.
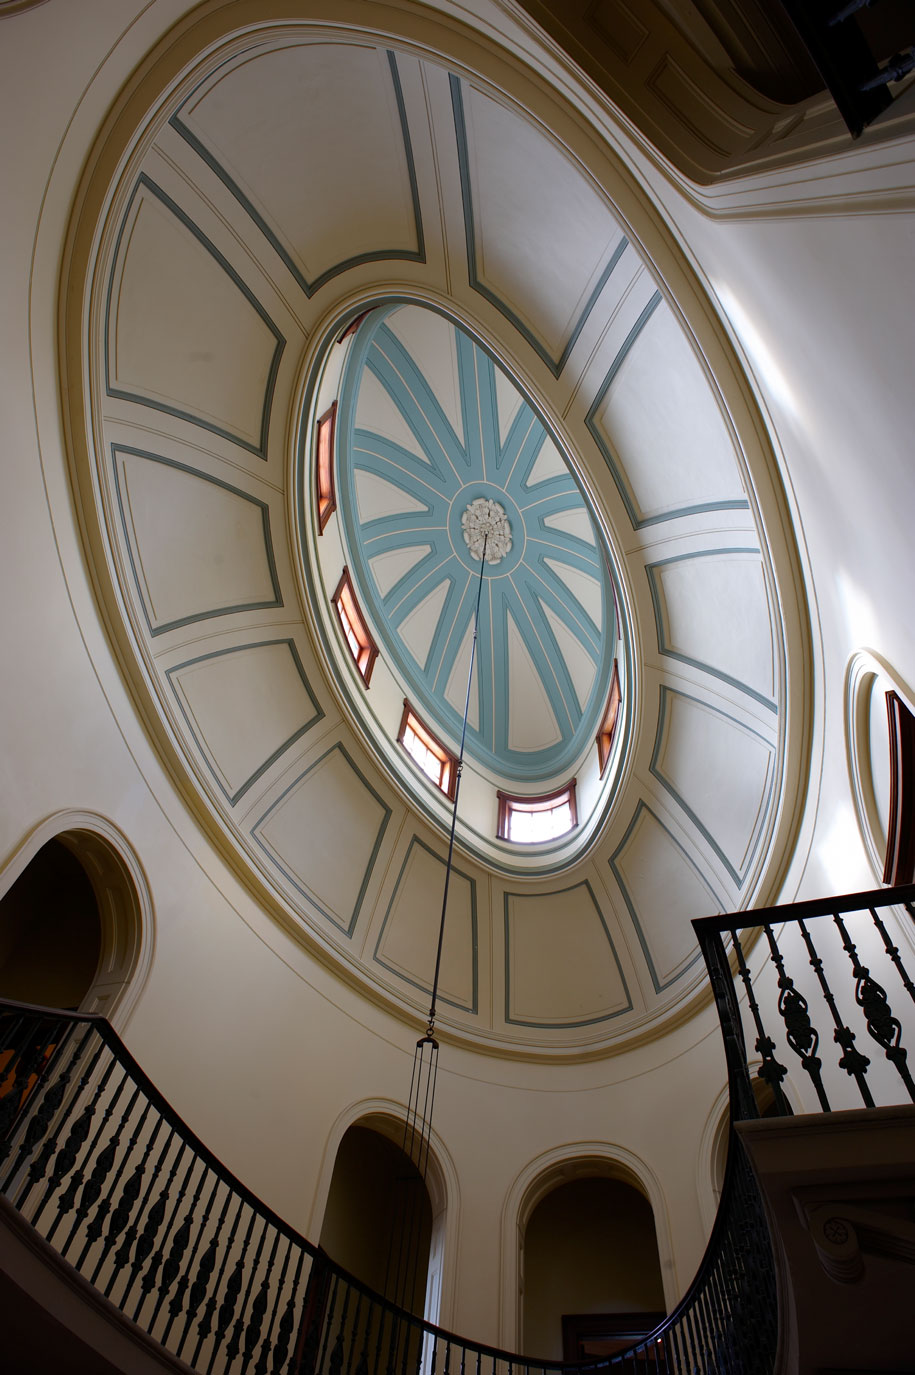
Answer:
[68,4,805,1054]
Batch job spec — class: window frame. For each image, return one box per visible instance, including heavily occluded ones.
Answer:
[397,700,458,800]
[332,568,378,685]
[496,781,578,844]
[315,403,338,533]
[596,661,622,776]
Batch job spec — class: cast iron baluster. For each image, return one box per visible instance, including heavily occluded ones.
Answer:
[205,1190,247,1374]
[174,1168,223,1354]
[87,1094,152,1284]
[0,1014,65,1161]
[371,1281,390,1375]
[79,1089,141,1270]
[327,1279,351,1375]
[64,1063,131,1260]
[9,1023,90,1204]
[159,1156,209,1343]
[764,922,830,1110]
[667,1319,687,1375]
[730,928,790,1114]
[132,1131,186,1325]
[117,1119,179,1310]
[797,918,874,1106]
[872,905,915,1004]
[104,1114,166,1298]
[44,1044,119,1243]
[253,1229,292,1375]
[269,1242,304,1375]
[344,1291,364,1375]
[32,1096,95,1233]
[685,1302,703,1375]
[834,911,915,1100]
[318,1272,342,1375]
[230,1213,272,1371]
[299,1252,333,1375]
[193,1182,233,1365]
[219,1203,260,1369]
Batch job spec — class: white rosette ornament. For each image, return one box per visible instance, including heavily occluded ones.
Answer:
[461,497,512,564]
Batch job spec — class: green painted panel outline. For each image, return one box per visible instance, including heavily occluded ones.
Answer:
[170,51,425,298]
[111,444,283,637]
[105,175,284,459]
[502,879,632,1028]
[165,638,325,806]
[645,548,777,712]
[373,835,478,1015]
[252,742,392,938]
[450,75,628,380]
[585,290,750,530]
[608,799,719,994]
[649,685,775,888]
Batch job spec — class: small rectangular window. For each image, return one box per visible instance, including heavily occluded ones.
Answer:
[398,701,457,799]
[597,662,622,776]
[315,403,337,533]
[332,568,378,685]
[497,782,578,844]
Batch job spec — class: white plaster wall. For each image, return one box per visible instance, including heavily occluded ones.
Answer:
[632,142,915,900]
[1,0,913,1354]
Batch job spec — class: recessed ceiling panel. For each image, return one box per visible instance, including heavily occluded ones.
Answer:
[172,43,423,292]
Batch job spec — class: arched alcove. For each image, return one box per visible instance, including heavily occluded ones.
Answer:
[521,1174,665,1360]
[0,838,100,1009]
[311,1099,458,1329]
[318,1122,434,1320]
[500,1144,676,1349]
[0,815,152,1026]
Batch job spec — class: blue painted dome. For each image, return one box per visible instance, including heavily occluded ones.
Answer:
[336,304,618,782]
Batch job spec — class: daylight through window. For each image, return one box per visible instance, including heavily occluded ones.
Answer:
[497,783,578,843]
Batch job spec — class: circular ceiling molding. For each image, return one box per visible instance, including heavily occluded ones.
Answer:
[60,1,812,1055]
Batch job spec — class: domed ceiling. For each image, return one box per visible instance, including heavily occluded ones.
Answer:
[334,304,616,783]
[64,1,809,1055]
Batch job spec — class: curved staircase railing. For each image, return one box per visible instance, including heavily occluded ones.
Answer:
[0,992,776,1375]
[6,885,913,1370]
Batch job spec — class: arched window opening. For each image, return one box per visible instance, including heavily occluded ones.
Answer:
[497,782,577,843]
[521,1176,665,1361]
[398,701,458,799]
[0,837,101,1010]
[319,1124,434,1320]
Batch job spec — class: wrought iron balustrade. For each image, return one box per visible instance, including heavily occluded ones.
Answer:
[0,994,776,1375]
[694,882,915,1121]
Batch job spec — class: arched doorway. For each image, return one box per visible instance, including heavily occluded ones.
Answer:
[0,821,149,1023]
[521,1174,665,1361]
[319,1122,434,1319]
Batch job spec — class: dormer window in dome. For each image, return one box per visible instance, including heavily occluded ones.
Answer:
[398,701,458,800]
[315,403,338,533]
[597,662,622,777]
[332,568,378,685]
[497,783,578,844]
